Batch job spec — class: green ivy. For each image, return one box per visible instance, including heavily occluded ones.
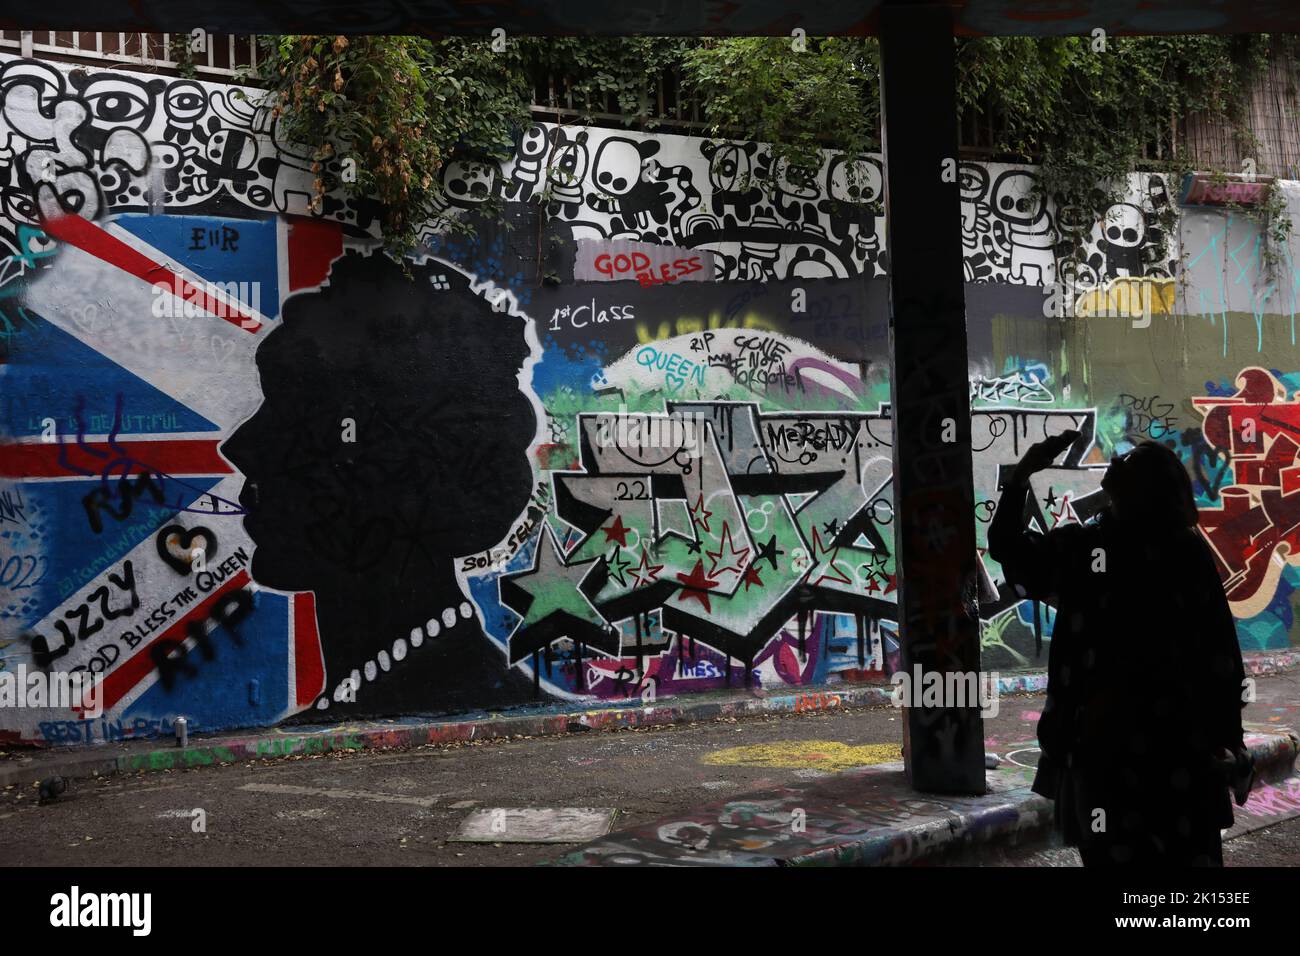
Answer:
[250,33,1298,263]
[683,37,880,175]
[249,35,533,257]
[955,34,1292,264]
[167,34,199,79]
[526,37,695,127]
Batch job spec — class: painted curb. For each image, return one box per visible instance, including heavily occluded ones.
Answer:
[784,793,1055,867]
[1,650,1293,790]
[782,732,1300,867]
[0,681,894,787]
[1245,649,1300,676]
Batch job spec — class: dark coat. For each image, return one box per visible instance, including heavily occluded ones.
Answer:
[988,478,1246,860]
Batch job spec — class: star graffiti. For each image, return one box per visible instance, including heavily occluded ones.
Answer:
[689,494,713,534]
[500,527,615,662]
[803,525,853,588]
[605,546,633,588]
[1048,493,1079,527]
[705,520,751,578]
[864,570,896,595]
[602,514,631,547]
[630,545,665,588]
[753,534,784,571]
[675,559,720,612]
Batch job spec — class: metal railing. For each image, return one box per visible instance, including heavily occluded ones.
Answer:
[2,36,1282,176]
[0,30,257,78]
[530,67,711,133]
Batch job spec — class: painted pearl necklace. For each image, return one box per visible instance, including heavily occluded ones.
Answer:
[316,601,476,709]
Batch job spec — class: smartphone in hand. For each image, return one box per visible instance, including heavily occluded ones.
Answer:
[1045,429,1081,454]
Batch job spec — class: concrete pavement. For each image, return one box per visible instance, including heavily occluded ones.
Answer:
[1,668,1297,866]
[3,648,1296,790]
[551,732,1297,866]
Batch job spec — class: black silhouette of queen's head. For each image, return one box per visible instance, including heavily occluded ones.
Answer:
[222,251,539,714]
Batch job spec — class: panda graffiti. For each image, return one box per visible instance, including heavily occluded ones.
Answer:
[989,169,1057,286]
[545,128,591,219]
[1090,203,1146,279]
[506,124,550,203]
[584,137,672,239]
[820,154,883,273]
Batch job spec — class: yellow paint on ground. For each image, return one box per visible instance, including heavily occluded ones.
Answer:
[701,741,902,771]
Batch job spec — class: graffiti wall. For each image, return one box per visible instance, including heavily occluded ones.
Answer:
[0,54,1295,745]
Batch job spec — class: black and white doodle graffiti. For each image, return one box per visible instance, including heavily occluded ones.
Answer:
[490,124,889,281]
[0,57,384,263]
[0,55,1177,289]
[958,160,1178,288]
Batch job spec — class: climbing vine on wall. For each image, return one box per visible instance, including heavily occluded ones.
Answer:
[682,37,881,183]
[252,33,1299,259]
[955,34,1295,267]
[250,35,533,256]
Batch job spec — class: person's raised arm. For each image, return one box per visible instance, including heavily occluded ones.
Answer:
[987,430,1079,603]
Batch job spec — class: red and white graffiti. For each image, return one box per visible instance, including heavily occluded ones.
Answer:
[1195,367,1300,616]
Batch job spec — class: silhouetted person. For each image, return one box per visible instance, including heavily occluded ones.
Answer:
[222,251,541,717]
[988,435,1251,866]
